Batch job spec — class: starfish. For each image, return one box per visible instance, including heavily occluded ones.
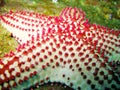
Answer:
[0,7,120,90]
[0,7,85,44]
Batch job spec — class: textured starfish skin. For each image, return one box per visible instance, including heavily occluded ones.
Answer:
[0,7,85,44]
[0,7,120,90]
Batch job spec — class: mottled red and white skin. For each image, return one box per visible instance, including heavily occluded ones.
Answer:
[0,7,85,44]
[0,7,120,90]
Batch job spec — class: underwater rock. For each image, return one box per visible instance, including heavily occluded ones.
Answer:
[0,7,120,90]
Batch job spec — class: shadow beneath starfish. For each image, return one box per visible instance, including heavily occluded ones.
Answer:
[24,82,74,90]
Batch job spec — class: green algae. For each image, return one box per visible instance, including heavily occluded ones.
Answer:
[0,24,18,58]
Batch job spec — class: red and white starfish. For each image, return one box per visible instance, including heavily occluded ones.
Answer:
[0,7,120,90]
